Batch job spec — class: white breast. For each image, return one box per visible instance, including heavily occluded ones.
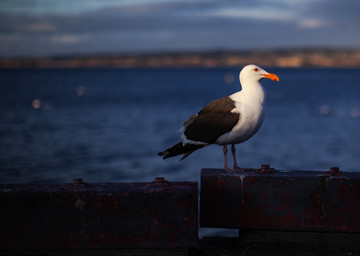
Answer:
[216,83,266,145]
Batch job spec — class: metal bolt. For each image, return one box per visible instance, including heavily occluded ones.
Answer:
[154,177,166,183]
[69,178,88,188]
[329,167,341,175]
[261,164,270,171]
[257,164,276,174]
[148,177,168,187]
[330,167,339,172]
[73,178,84,184]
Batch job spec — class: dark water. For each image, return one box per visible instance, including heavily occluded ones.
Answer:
[1,68,360,184]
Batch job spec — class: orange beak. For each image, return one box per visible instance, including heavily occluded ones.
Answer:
[262,73,279,82]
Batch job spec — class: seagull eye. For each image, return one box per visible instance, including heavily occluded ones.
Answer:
[253,68,259,72]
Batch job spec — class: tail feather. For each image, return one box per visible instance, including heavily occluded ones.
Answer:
[158,142,204,160]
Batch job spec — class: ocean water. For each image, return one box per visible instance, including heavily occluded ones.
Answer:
[1,67,360,184]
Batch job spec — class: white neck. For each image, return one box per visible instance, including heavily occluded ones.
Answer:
[232,80,266,105]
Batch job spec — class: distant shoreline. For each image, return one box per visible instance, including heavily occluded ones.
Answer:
[1,49,360,68]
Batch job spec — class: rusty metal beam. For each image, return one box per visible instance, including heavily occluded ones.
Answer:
[0,178,198,250]
[200,166,360,232]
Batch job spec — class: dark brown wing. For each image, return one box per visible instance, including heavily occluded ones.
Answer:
[183,97,240,144]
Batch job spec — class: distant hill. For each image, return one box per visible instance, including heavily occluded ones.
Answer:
[1,49,360,68]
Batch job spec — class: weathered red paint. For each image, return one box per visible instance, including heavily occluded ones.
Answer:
[0,178,198,250]
[323,175,360,231]
[200,167,360,232]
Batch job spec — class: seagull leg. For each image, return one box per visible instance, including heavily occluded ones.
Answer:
[231,144,243,171]
[223,145,234,173]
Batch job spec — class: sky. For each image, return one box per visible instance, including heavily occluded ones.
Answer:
[0,0,360,57]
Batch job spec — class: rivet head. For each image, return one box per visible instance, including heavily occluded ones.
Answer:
[154,177,166,183]
[73,178,84,184]
[330,167,339,172]
[329,167,341,175]
[68,178,88,188]
[257,164,276,174]
[261,164,270,170]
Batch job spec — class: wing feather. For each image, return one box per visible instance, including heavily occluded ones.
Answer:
[183,97,240,144]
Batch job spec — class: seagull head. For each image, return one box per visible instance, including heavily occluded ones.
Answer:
[240,64,279,85]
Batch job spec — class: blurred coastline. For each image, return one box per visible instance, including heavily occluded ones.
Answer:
[1,48,360,68]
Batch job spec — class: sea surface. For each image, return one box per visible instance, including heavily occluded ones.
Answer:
[1,67,360,185]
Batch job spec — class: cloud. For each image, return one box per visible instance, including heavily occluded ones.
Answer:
[0,0,360,57]
[298,19,326,29]
[50,34,89,44]
[0,0,126,15]
[20,22,57,32]
[310,0,360,29]
[209,7,295,21]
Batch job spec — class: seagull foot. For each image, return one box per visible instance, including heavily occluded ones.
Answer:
[233,165,246,172]
[224,166,247,173]
[224,167,236,173]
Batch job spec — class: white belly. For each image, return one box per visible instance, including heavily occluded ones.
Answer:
[216,101,264,145]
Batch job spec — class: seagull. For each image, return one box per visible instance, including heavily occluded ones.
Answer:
[158,64,279,172]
